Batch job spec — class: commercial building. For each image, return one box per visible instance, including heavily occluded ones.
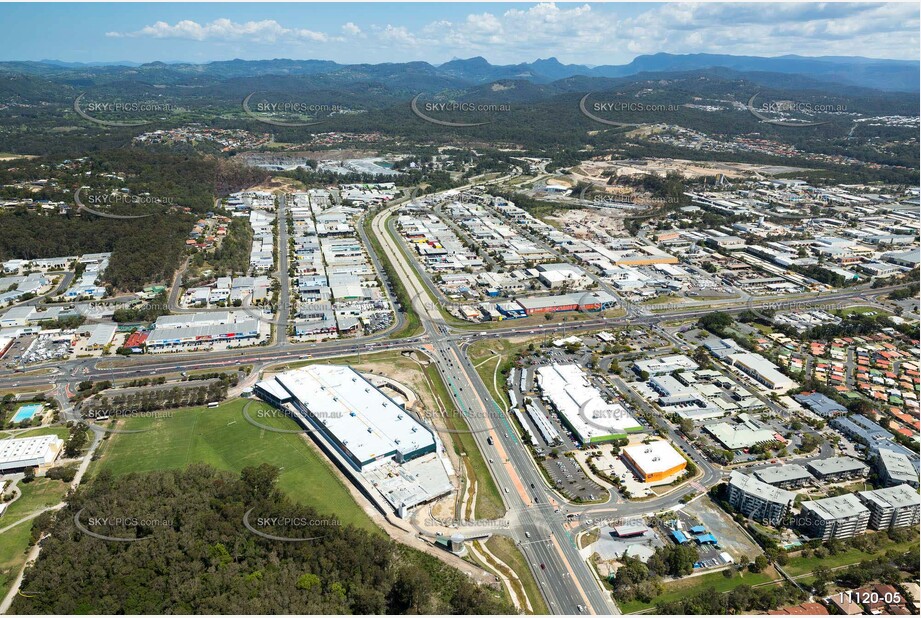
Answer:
[857,485,921,531]
[799,494,870,541]
[621,440,687,482]
[830,414,892,446]
[534,364,642,444]
[514,291,615,316]
[255,365,436,472]
[146,312,260,349]
[634,355,699,377]
[0,435,64,471]
[705,419,777,450]
[727,471,795,525]
[81,323,118,350]
[793,392,847,418]
[727,352,797,392]
[754,464,813,489]
[806,457,869,483]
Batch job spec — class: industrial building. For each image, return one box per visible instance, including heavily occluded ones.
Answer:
[524,403,561,445]
[799,494,870,541]
[858,485,921,531]
[727,352,796,392]
[727,471,795,525]
[146,311,260,349]
[0,435,64,471]
[806,456,869,483]
[255,365,436,471]
[754,464,813,489]
[535,364,642,444]
[621,440,687,482]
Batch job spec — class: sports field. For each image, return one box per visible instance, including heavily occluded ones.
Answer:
[89,399,376,531]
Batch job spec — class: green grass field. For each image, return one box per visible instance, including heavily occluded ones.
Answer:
[89,399,376,531]
[1,478,69,524]
[784,533,919,577]
[0,521,34,600]
[618,566,779,613]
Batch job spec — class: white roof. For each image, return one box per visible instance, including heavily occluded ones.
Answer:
[706,422,776,449]
[260,365,434,468]
[535,364,641,442]
[622,440,686,475]
[0,435,63,468]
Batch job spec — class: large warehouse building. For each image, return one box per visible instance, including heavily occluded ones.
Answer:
[727,352,796,392]
[0,435,64,471]
[622,440,687,482]
[535,364,642,443]
[255,365,437,471]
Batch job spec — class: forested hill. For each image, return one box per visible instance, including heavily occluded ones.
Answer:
[13,464,512,614]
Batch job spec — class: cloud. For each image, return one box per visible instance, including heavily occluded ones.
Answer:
[342,22,363,37]
[104,3,919,63]
[107,18,328,44]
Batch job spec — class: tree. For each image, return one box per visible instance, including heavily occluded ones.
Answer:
[750,555,769,573]
[812,566,832,595]
[738,554,750,572]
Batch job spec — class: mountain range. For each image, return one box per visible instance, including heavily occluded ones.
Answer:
[4,52,918,93]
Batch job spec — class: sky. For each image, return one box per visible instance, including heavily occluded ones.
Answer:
[2,2,919,65]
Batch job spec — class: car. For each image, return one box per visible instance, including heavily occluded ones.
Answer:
[539,563,545,570]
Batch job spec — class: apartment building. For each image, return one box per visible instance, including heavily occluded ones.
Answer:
[799,494,870,541]
[858,485,921,531]
[727,471,795,525]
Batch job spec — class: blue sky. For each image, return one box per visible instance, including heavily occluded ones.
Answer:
[3,2,918,65]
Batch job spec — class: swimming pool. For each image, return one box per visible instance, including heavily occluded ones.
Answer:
[11,403,43,423]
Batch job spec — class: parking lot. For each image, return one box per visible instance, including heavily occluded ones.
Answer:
[20,333,71,365]
[541,454,604,502]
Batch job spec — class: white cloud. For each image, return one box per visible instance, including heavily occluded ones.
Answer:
[104,3,920,63]
[107,18,328,44]
[342,22,363,37]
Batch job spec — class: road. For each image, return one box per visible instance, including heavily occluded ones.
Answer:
[372,194,619,614]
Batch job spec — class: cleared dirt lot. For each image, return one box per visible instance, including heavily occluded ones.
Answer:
[683,496,761,561]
